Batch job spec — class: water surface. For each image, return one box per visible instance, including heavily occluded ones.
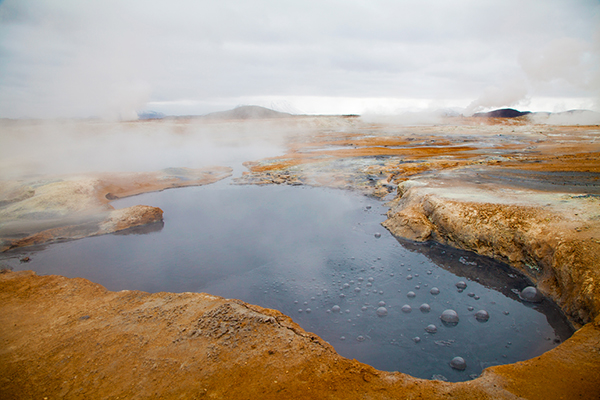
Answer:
[5,183,573,382]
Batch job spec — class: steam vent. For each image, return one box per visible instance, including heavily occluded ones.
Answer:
[1,110,600,399]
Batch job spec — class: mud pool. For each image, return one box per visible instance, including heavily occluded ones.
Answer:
[5,183,573,382]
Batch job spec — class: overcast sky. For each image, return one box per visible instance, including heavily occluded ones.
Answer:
[0,0,599,118]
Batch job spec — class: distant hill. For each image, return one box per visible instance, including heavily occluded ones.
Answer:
[202,105,292,120]
[472,108,532,118]
[137,111,166,120]
[470,108,600,124]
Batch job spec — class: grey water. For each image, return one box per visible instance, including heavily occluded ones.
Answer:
[4,183,573,382]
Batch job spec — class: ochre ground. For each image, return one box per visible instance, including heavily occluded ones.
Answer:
[1,116,600,399]
[1,271,599,400]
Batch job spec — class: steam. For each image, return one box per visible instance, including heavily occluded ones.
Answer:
[0,117,352,181]
[527,110,600,126]
[465,31,600,117]
[463,79,529,116]
[519,37,596,92]
[360,109,450,125]
[521,35,600,113]
[0,0,153,120]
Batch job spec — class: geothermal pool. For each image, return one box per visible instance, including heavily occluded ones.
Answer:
[6,182,573,382]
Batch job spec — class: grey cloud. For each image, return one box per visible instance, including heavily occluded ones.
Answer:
[1,0,599,118]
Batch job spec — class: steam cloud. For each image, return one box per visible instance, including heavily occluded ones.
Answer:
[464,80,529,116]
[466,29,600,116]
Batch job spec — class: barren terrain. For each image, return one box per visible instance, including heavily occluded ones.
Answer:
[1,115,599,399]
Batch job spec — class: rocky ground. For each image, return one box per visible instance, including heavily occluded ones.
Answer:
[1,115,600,399]
[0,166,232,252]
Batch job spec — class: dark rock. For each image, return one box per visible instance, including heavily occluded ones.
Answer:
[473,108,532,118]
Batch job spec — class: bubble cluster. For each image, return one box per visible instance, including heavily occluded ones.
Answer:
[254,226,568,383]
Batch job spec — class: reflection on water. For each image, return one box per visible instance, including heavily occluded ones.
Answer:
[5,184,573,382]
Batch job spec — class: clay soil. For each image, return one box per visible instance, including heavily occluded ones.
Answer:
[1,116,600,399]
